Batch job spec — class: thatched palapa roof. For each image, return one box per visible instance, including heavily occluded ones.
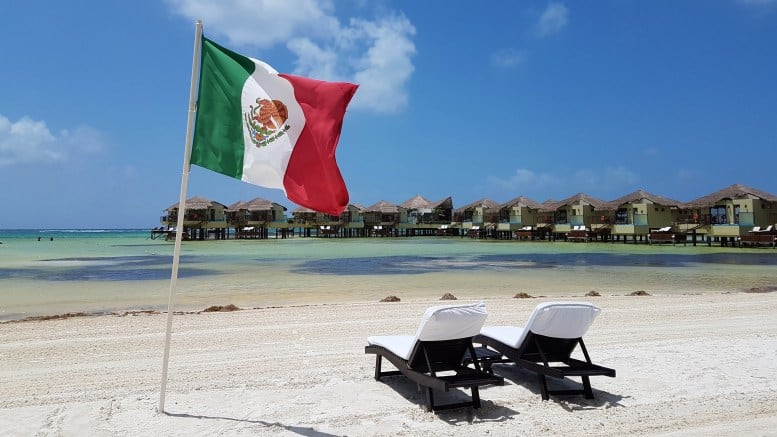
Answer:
[454,198,501,213]
[499,196,544,210]
[167,196,226,211]
[686,184,777,207]
[544,193,610,211]
[364,200,402,214]
[400,195,453,210]
[400,195,431,210]
[227,198,285,212]
[608,189,685,209]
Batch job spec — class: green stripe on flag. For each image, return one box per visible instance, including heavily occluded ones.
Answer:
[191,37,256,179]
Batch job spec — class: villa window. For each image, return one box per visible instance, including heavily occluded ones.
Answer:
[709,206,727,224]
[615,209,628,224]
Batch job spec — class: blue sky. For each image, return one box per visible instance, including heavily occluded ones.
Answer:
[2,0,776,228]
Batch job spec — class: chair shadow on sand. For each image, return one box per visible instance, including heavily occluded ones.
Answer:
[163,411,340,437]
[375,375,520,424]
[489,364,626,412]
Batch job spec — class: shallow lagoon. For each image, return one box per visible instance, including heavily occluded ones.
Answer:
[1,229,775,321]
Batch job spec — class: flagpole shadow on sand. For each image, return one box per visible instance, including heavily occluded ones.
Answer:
[163,411,341,437]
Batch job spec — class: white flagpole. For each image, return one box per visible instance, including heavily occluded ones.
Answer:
[159,19,203,413]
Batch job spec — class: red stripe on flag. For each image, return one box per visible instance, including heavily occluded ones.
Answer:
[279,74,358,215]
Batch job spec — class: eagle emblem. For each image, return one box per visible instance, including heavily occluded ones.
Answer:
[244,98,291,147]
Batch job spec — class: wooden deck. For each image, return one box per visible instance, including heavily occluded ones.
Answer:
[648,232,687,246]
[739,233,777,247]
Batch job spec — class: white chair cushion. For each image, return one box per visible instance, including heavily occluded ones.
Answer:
[367,302,488,360]
[367,335,416,361]
[480,326,525,349]
[525,302,600,339]
[480,302,600,347]
[415,302,487,342]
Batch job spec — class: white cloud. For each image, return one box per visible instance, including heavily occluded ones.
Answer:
[347,17,416,113]
[490,49,526,68]
[490,165,638,198]
[571,166,638,192]
[166,0,339,49]
[533,3,569,38]
[167,0,416,113]
[61,126,105,154]
[603,166,639,186]
[489,168,564,195]
[0,115,105,167]
[675,168,700,182]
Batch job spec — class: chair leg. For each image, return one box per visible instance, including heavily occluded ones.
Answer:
[425,387,434,412]
[374,355,382,380]
[582,375,593,399]
[471,386,481,409]
[537,374,550,401]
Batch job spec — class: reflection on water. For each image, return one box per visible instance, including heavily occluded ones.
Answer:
[3,251,773,280]
[295,252,777,275]
[0,256,216,281]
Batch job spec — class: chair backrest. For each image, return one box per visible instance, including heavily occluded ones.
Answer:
[415,302,487,342]
[523,302,600,342]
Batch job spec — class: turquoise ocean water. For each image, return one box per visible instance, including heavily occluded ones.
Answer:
[1,229,776,321]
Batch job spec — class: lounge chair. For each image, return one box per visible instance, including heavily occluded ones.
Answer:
[739,225,777,247]
[648,227,686,245]
[567,225,589,242]
[514,226,535,240]
[435,224,450,236]
[365,302,504,411]
[473,301,615,401]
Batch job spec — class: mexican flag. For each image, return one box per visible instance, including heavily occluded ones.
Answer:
[191,36,358,215]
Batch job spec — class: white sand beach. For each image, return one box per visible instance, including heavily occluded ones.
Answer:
[2,292,777,436]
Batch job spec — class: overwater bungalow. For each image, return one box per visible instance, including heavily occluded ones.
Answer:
[227,198,288,239]
[454,199,501,238]
[608,189,686,243]
[363,200,404,236]
[162,196,228,240]
[338,204,366,237]
[398,195,454,236]
[291,207,340,237]
[684,184,777,246]
[496,196,545,240]
[544,193,611,241]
